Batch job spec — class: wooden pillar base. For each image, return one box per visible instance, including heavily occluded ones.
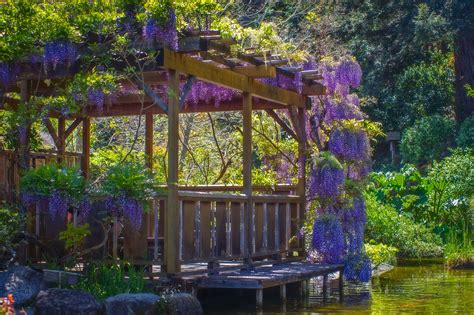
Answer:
[280,284,286,302]
[256,289,263,309]
[322,274,328,301]
[302,279,310,296]
[339,268,344,301]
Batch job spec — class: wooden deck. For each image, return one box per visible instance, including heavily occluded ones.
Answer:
[182,261,344,309]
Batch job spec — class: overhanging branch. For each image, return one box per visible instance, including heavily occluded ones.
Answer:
[265,109,298,140]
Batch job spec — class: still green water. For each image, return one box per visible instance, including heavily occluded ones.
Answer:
[202,261,474,314]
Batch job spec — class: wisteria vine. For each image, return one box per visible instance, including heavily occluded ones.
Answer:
[308,57,372,282]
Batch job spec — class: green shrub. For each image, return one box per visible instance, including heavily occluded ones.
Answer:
[20,164,86,202]
[365,243,398,267]
[74,263,146,300]
[367,165,430,223]
[457,115,474,148]
[365,193,443,258]
[400,115,456,164]
[0,204,24,248]
[427,149,474,242]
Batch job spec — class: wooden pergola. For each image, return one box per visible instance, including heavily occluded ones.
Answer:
[0,33,325,277]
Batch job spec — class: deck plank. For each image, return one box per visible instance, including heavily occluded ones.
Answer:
[196,262,344,289]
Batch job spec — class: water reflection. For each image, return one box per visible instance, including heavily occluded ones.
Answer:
[203,261,474,314]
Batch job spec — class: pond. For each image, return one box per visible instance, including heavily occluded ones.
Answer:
[202,260,474,314]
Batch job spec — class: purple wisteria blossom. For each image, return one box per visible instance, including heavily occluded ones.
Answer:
[143,9,178,50]
[312,215,345,264]
[87,88,105,111]
[105,194,143,230]
[0,63,16,87]
[322,96,365,124]
[43,41,77,69]
[79,197,92,220]
[344,253,372,282]
[48,190,69,219]
[309,163,345,199]
[328,128,370,161]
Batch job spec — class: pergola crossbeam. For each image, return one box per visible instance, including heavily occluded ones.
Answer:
[163,49,306,107]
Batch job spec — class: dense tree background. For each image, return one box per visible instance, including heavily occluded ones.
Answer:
[224,0,474,165]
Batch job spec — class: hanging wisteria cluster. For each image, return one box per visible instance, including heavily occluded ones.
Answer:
[143,9,178,50]
[20,165,91,222]
[21,189,91,222]
[43,41,77,70]
[183,80,239,108]
[105,193,143,230]
[309,56,372,282]
[0,63,16,88]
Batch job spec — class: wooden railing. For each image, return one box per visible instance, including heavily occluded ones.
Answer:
[142,189,304,270]
[25,185,304,274]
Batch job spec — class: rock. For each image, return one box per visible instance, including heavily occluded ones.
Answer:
[0,265,44,305]
[104,293,161,315]
[372,263,395,277]
[165,293,202,315]
[35,288,103,315]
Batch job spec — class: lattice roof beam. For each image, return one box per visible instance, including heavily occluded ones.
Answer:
[163,49,306,107]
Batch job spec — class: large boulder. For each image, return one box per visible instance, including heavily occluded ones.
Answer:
[165,293,202,315]
[0,265,44,305]
[104,293,161,315]
[35,288,103,315]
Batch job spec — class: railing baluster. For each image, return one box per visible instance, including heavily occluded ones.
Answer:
[275,203,280,251]
[263,202,268,250]
[153,199,159,261]
[240,202,245,256]
[194,201,200,259]
[226,201,231,257]
[179,199,183,261]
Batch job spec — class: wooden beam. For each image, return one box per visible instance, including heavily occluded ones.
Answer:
[43,118,60,148]
[302,83,325,96]
[164,69,181,274]
[81,117,91,179]
[57,117,66,163]
[232,65,276,78]
[163,49,305,107]
[82,97,287,117]
[242,92,253,267]
[179,75,195,111]
[64,118,83,139]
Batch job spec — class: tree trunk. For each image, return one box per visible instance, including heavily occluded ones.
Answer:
[454,33,474,121]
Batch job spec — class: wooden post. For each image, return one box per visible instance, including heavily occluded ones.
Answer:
[81,117,91,178]
[280,284,286,302]
[339,268,344,301]
[164,69,181,274]
[296,107,307,255]
[256,289,263,309]
[323,274,328,301]
[57,117,66,163]
[242,92,253,268]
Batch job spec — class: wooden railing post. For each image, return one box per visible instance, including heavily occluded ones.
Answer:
[242,92,253,268]
[164,69,181,275]
[297,107,307,255]
[57,117,66,164]
[81,117,91,179]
